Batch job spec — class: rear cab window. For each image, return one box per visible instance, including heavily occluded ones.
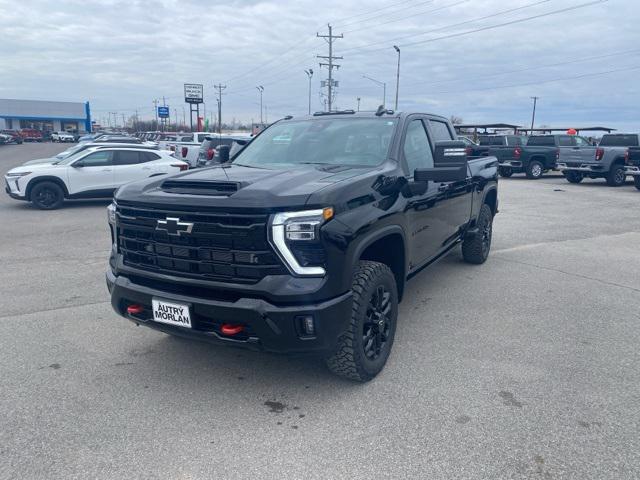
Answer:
[599,135,639,147]
[527,136,557,146]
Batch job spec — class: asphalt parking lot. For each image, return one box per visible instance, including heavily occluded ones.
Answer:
[1,143,639,480]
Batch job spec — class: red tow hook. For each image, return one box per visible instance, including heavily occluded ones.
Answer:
[127,304,144,315]
[220,323,244,336]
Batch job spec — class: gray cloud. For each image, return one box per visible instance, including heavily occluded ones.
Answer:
[0,0,637,129]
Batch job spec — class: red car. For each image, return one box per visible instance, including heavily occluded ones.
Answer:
[0,130,24,144]
[19,129,43,142]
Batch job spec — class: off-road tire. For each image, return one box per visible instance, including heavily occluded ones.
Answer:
[563,171,584,184]
[634,175,640,191]
[526,160,544,179]
[606,163,626,187]
[30,181,64,210]
[498,167,513,178]
[462,203,493,264]
[325,261,398,382]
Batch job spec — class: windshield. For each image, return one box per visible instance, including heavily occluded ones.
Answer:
[478,136,504,146]
[55,144,86,159]
[55,149,93,165]
[233,118,397,168]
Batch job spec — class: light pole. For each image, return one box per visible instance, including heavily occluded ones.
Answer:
[363,75,386,107]
[256,86,264,124]
[304,69,314,115]
[530,96,539,135]
[357,97,361,111]
[393,45,400,110]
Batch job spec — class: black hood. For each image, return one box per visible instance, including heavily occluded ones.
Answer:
[115,163,373,210]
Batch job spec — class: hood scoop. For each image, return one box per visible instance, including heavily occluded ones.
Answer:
[161,179,241,196]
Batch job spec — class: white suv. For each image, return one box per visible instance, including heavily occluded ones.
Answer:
[51,131,75,143]
[4,146,188,209]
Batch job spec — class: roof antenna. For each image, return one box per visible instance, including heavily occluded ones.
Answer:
[375,105,386,116]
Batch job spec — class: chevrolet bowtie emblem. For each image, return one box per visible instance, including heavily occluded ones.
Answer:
[156,217,194,236]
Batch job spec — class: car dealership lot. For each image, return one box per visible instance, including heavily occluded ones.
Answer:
[1,143,639,479]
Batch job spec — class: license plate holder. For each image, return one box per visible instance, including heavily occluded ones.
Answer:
[151,298,192,329]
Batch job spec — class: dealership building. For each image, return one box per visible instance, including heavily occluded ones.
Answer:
[0,98,92,133]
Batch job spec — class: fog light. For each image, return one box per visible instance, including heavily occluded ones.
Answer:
[297,315,315,336]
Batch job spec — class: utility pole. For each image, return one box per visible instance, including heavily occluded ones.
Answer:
[304,69,314,115]
[393,45,401,111]
[153,99,159,131]
[357,97,361,111]
[530,96,539,135]
[121,113,126,131]
[256,86,264,124]
[214,83,226,133]
[182,106,186,129]
[317,24,343,112]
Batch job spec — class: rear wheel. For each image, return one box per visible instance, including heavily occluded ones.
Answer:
[325,261,398,382]
[498,166,513,178]
[526,160,544,179]
[462,203,493,264]
[606,164,626,186]
[563,171,584,184]
[634,175,640,191]
[30,181,64,210]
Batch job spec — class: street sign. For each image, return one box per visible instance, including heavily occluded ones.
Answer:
[157,106,170,118]
[184,83,203,104]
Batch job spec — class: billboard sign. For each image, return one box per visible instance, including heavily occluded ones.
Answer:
[157,106,170,118]
[184,83,203,104]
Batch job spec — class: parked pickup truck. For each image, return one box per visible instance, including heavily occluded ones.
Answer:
[625,145,640,190]
[557,133,638,186]
[476,135,527,177]
[492,134,563,179]
[106,109,498,381]
[166,132,211,167]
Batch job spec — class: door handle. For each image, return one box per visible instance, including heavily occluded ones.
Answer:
[142,166,151,170]
[101,168,112,172]
[438,183,449,192]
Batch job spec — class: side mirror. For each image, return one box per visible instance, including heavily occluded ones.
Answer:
[414,140,467,182]
[72,161,84,168]
[218,145,230,163]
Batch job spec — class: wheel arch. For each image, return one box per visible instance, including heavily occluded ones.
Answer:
[25,176,69,201]
[353,225,407,302]
[483,187,498,215]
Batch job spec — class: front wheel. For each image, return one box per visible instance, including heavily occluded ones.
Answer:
[462,203,493,264]
[498,166,513,178]
[563,171,584,184]
[325,261,398,382]
[30,181,64,210]
[606,164,626,187]
[526,160,544,179]
[634,175,640,191]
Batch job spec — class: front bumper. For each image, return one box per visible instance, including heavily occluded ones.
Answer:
[624,165,640,176]
[5,180,26,200]
[106,270,353,355]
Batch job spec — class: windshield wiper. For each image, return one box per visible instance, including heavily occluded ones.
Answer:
[232,163,268,169]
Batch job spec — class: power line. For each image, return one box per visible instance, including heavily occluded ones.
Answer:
[400,48,640,89]
[330,0,421,27]
[341,0,554,53]
[427,64,640,95]
[342,0,468,35]
[336,0,435,30]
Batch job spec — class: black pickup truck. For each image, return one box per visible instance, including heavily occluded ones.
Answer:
[626,146,640,190]
[492,135,562,179]
[106,110,498,381]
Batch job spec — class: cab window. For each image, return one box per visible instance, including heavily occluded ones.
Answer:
[403,120,434,176]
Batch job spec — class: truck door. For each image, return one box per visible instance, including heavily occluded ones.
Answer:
[574,136,596,162]
[426,118,473,248]
[557,135,578,164]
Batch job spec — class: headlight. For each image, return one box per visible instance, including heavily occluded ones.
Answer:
[6,171,31,177]
[107,202,116,225]
[270,207,333,276]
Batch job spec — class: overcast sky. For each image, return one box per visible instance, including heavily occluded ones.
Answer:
[1,0,638,130]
